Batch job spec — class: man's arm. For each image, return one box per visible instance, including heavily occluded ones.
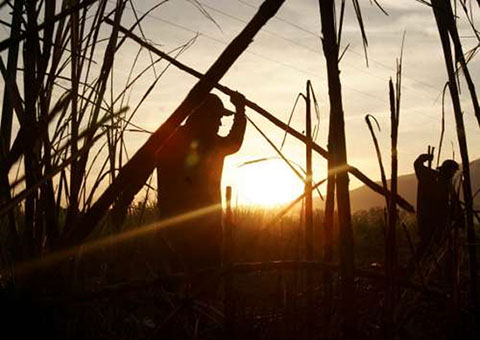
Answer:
[414,153,434,179]
[220,92,247,155]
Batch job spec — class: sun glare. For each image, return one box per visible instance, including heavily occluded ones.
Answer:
[234,159,304,207]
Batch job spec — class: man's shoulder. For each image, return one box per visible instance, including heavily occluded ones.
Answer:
[165,126,191,147]
[416,170,439,190]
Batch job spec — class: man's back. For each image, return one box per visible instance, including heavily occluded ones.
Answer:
[155,93,246,272]
[157,117,245,218]
[415,154,457,249]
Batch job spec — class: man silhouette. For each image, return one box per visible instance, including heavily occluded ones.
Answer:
[414,153,459,254]
[156,92,246,272]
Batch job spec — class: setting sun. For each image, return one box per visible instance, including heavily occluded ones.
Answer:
[232,159,305,207]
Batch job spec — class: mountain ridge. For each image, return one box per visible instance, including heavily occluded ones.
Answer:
[348,158,480,212]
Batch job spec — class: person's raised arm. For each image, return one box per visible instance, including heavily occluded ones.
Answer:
[414,153,433,178]
[221,92,247,155]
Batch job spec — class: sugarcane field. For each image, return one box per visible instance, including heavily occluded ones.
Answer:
[1,0,480,339]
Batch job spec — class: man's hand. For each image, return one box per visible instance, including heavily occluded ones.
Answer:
[230,91,246,115]
[418,153,434,163]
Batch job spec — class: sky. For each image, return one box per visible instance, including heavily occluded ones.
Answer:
[1,0,479,208]
[114,0,480,206]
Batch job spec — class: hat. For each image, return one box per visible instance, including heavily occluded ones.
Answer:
[198,94,235,117]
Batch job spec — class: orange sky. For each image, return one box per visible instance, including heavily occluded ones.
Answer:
[113,0,479,206]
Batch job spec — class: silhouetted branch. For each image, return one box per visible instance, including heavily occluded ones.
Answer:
[62,0,287,248]
[106,21,415,214]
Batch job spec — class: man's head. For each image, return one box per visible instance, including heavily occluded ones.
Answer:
[438,159,459,179]
[186,94,230,135]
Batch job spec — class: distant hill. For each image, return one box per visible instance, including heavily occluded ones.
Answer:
[348,158,480,212]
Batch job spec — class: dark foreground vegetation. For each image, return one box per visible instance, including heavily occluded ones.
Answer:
[1,0,480,339]
[0,207,479,339]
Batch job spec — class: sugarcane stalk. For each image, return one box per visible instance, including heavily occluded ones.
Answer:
[304,81,314,339]
[223,186,235,338]
[0,0,23,255]
[62,0,287,247]
[431,0,478,306]
[318,0,356,336]
[105,20,414,214]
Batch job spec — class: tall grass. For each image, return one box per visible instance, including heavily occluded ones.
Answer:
[0,0,190,269]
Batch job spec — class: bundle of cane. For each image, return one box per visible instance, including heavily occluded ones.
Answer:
[427,145,435,169]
